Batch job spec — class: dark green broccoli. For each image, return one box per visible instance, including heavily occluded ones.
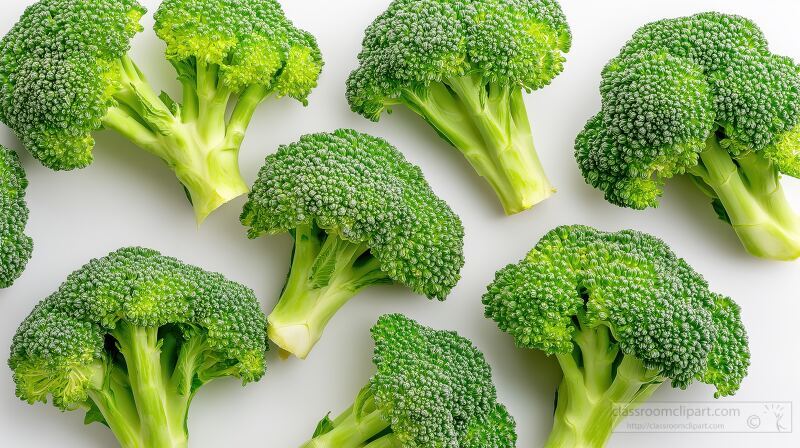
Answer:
[8,247,268,448]
[300,314,517,448]
[575,12,800,260]
[347,0,571,215]
[0,0,323,223]
[241,129,464,359]
[483,225,750,447]
[0,145,32,288]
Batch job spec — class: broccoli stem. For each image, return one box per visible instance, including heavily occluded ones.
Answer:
[400,73,554,214]
[545,324,663,448]
[268,224,391,359]
[300,388,391,448]
[111,323,189,448]
[362,434,403,448]
[101,56,268,223]
[688,135,800,260]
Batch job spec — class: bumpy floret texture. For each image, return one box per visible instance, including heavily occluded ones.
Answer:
[576,12,800,208]
[459,403,517,448]
[154,0,323,101]
[0,0,145,170]
[0,146,32,288]
[347,0,571,119]
[369,314,498,447]
[482,225,750,394]
[242,129,464,300]
[9,247,268,409]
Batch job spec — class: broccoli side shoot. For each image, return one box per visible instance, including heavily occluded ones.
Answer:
[241,129,464,359]
[347,0,571,215]
[300,314,517,448]
[483,225,750,448]
[9,247,268,448]
[575,12,800,260]
[0,0,323,223]
[0,145,32,288]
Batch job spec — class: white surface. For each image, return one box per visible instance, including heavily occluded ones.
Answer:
[0,0,798,447]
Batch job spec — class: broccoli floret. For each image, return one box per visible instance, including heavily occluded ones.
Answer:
[483,225,750,447]
[0,145,32,288]
[241,129,464,359]
[0,0,323,223]
[347,0,571,215]
[300,314,516,448]
[575,12,800,260]
[8,247,268,448]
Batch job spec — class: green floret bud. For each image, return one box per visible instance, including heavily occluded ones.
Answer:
[347,0,571,214]
[576,11,800,260]
[300,314,516,448]
[483,225,750,448]
[9,247,268,448]
[241,129,464,359]
[0,146,33,288]
[1,0,323,223]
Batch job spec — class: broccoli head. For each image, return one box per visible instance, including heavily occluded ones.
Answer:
[9,247,268,448]
[483,225,750,447]
[241,129,464,359]
[0,145,32,288]
[575,12,800,260]
[300,314,517,448]
[0,0,323,223]
[347,0,571,214]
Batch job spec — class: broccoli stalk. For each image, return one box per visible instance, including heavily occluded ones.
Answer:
[403,74,553,214]
[299,315,517,448]
[544,321,662,447]
[268,224,391,358]
[102,56,259,222]
[9,248,268,448]
[483,226,751,448]
[687,136,800,260]
[347,0,571,215]
[242,130,464,359]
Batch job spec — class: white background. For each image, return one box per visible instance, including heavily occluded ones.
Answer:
[0,0,798,447]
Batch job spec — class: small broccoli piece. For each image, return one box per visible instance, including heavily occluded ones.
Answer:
[0,145,32,288]
[241,129,464,359]
[483,225,750,448]
[575,12,800,260]
[347,0,571,214]
[300,314,516,448]
[8,247,268,448]
[0,0,323,223]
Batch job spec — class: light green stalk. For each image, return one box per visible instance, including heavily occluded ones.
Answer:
[545,324,663,448]
[300,388,393,448]
[688,135,800,260]
[399,72,554,215]
[101,56,269,223]
[268,224,391,359]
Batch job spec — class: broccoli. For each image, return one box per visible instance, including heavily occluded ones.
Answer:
[483,225,750,448]
[300,314,517,448]
[0,0,323,223]
[0,145,32,288]
[8,247,268,448]
[575,12,800,260]
[241,129,464,359]
[347,0,571,215]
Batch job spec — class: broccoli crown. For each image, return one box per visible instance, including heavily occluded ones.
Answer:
[242,129,464,300]
[9,247,268,409]
[347,0,571,119]
[0,0,145,170]
[0,145,32,288]
[460,403,517,448]
[154,0,323,101]
[482,225,750,395]
[369,314,507,446]
[575,12,800,208]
